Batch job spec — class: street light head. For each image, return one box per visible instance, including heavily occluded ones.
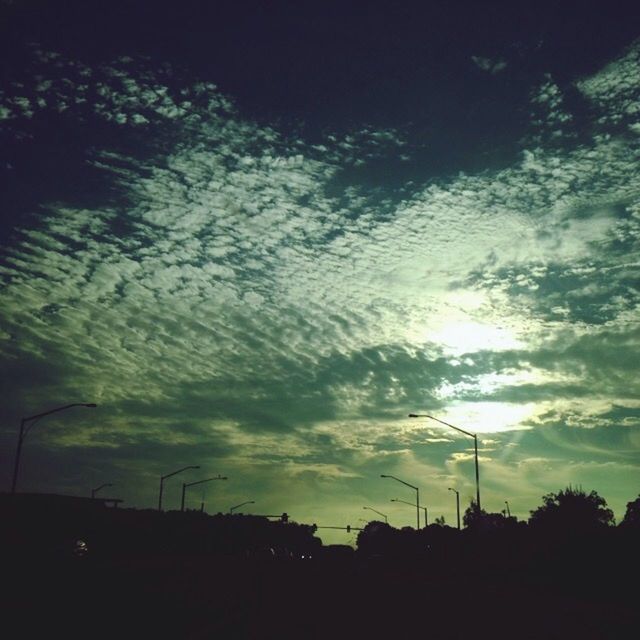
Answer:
[380,474,388,478]
[84,403,98,408]
[408,413,419,418]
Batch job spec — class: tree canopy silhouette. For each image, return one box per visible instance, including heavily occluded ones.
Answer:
[463,500,515,533]
[528,486,614,532]
[621,494,640,529]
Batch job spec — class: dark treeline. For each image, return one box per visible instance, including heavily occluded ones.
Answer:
[1,492,320,564]
[3,486,638,565]
[3,487,639,639]
[358,487,640,570]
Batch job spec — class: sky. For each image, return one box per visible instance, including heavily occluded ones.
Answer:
[1,0,639,544]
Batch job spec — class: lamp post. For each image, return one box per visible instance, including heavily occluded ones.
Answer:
[505,501,511,518]
[158,465,200,511]
[11,403,97,494]
[409,413,481,511]
[363,506,388,523]
[229,500,254,514]
[181,475,227,512]
[381,474,420,529]
[91,483,112,499]
[390,498,427,526]
[448,488,461,530]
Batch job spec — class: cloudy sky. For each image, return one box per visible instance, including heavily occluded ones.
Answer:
[1,1,639,542]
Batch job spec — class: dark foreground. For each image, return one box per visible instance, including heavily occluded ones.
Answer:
[6,553,637,640]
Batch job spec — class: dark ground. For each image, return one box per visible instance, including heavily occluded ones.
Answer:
[5,552,637,640]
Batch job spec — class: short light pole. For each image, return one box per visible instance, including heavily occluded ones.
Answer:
[91,483,112,499]
[181,475,227,512]
[363,506,388,523]
[381,474,420,529]
[158,465,200,511]
[409,413,481,511]
[229,500,254,514]
[448,488,461,530]
[505,501,511,518]
[11,403,97,494]
[390,498,427,526]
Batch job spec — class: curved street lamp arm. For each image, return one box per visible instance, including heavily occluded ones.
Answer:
[390,498,415,507]
[185,476,227,488]
[380,474,417,491]
[22,403,97,437]
[230,500,255,513]
[24,403,97,423]
[411,414,481,510]
[162,465,201,481]
[408,413,476,438]
[363,506,388,521]
[12,402,97,494]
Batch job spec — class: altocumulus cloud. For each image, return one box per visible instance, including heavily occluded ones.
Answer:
[0,40,639,522]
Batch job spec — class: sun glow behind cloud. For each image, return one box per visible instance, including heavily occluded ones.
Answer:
[428,320,524,356]
[438,401,538,435]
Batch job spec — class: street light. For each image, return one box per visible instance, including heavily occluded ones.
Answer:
[181,475,227,512]
[11,403,97,493]
[91,483,112,499]
[363,506,388,523]
[229,500,255,514]
[390,498,427,526]
[158,465,200,511]
[409,413,481,511]
[448,488,461,530]
[381,474,420,529]
[505,501,511,518]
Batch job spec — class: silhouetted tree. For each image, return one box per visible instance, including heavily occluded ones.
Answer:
[356,520,396,556]
[462,500,486,529]
[621,495,640,529]
[528,486,614,532]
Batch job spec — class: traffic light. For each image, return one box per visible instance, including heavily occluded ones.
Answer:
[281,512,289,523]
[346,525,351,533]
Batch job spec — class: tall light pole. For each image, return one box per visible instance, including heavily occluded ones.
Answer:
[409,413,481,511]
[91,483,112,499]
[505,501,511,518]
[181,475,227,512]
[448,488,461,530]
[229,500,254,514]
[363,506,388,524]
[11,403,97,494]
[381,474,420,529]
[158,465,200,511]
[390,498,427,526]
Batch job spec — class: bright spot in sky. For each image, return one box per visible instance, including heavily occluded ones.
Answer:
[429,320,523,356]
[439,401,536,434]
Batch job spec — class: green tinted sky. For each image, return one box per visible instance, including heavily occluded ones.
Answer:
[1,1,639,544]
